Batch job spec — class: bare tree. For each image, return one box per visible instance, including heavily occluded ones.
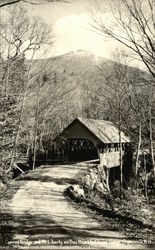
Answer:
[0,5,52,60]
[24,65,78,168]
[87,52,130,194]
[92,0,155,78]
[87,49,153,192]
[103,56,129,194]
[0,0,67,8]
[32,77,41,170]
[0,4,52,174]
[92,0,155,179]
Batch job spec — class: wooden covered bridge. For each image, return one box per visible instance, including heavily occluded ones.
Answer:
[56,117,132,180]
[54,117,132,182]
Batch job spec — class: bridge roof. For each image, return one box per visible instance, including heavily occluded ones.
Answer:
[59,117,130,144]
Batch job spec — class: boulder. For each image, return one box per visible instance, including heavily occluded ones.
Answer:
[85,170,98,190]
[73,185,85,197]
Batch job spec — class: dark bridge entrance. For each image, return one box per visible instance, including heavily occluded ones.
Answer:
[64,138,98,161]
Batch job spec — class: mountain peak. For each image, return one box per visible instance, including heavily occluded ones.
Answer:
[66,49,94,57]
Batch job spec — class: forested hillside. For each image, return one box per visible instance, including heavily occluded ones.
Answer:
[22,49,154,146]
[1,49,154,177]
[22,50,110,140]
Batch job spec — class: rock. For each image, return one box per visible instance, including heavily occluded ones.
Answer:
[85,170,98,190]
[73,185,85,197]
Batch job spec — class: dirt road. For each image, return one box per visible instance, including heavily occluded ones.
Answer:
[4,164,148,249]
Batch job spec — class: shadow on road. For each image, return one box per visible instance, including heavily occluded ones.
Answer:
[0,212,14,246]
[17,175,80,185]
[0,212,73,246]
[1,211,132,248]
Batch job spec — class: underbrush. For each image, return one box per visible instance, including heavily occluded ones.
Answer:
[111,182,154,225]
[64,186,154,245]
[64,165,155,244]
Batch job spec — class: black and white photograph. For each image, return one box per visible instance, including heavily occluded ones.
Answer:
[0,0,155,249]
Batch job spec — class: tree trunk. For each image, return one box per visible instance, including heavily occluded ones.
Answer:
[9,58,34,171]
[32,79,41,170]
[135,120,142,188]
[119,142,123,195]
[148,107,155,177]
[118,109,123,196]
[105,167,111,195]
[32,139,37,170]
[143,152,148,200]
[3,62,10,173]
[39,115,46,152]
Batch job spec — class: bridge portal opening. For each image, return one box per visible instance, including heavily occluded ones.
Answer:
[64,138,98,162]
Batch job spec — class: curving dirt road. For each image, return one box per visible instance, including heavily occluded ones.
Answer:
[6,164,147,249]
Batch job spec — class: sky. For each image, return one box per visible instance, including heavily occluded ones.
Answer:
[24,0,123,60]
[1,0,144,69]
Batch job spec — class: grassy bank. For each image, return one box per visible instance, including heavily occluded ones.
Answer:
[64,186,154,247]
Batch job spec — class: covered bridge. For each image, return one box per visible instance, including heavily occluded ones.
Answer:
[57,117,131,171]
